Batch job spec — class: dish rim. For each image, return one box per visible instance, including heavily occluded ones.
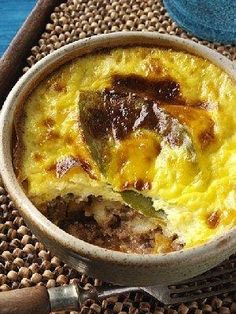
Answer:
[0,31,235,266]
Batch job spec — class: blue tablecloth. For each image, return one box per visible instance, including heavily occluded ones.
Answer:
[0,0,36,56]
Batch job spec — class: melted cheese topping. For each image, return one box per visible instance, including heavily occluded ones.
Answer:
[15,47,236,250]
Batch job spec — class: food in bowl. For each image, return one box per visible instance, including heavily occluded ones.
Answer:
[13,46,236,254]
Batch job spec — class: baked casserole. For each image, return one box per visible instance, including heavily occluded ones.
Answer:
[14,47,236,254]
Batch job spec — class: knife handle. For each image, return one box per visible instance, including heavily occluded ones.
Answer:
[0,284,98,313]
[0,286,50,314]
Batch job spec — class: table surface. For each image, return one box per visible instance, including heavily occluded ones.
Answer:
[0,0,36,56]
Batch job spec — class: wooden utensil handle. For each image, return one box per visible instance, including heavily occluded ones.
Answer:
[0,286,50,314]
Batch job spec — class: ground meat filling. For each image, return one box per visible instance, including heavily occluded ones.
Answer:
[45,194,182,254]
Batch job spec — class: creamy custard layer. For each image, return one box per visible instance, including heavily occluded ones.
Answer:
[14,47,236,252]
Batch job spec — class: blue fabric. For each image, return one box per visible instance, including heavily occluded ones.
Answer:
[0,0,36,56]
[163,0,236,44]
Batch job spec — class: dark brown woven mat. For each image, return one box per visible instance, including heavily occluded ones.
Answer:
[23,0,236,71]
[1,1,236,313]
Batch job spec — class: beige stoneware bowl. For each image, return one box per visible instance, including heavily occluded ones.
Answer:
[0,32,235,286]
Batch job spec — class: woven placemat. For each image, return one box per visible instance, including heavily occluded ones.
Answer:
[24,0,236,70]
[1,1,236,313]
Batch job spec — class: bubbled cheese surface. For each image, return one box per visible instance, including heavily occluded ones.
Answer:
[15,47,236,249]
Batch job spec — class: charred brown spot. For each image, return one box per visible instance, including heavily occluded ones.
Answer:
[198,123,215,150]
[47,164,56,172]
[154,142,161,155]
[78,158,97,180]
[52,81,67,92]
[33,152,43,162]
[122,180,151,191]
[42,118,55,128]
[207,211,220,229]
[134,179,152,191]
[148,58,165,75]
[112,74,181,103]
[49,156,97,180]
[81,90,185,147]
[41,118,60,141]
[46,130,60,140]
[65,135,74,145]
